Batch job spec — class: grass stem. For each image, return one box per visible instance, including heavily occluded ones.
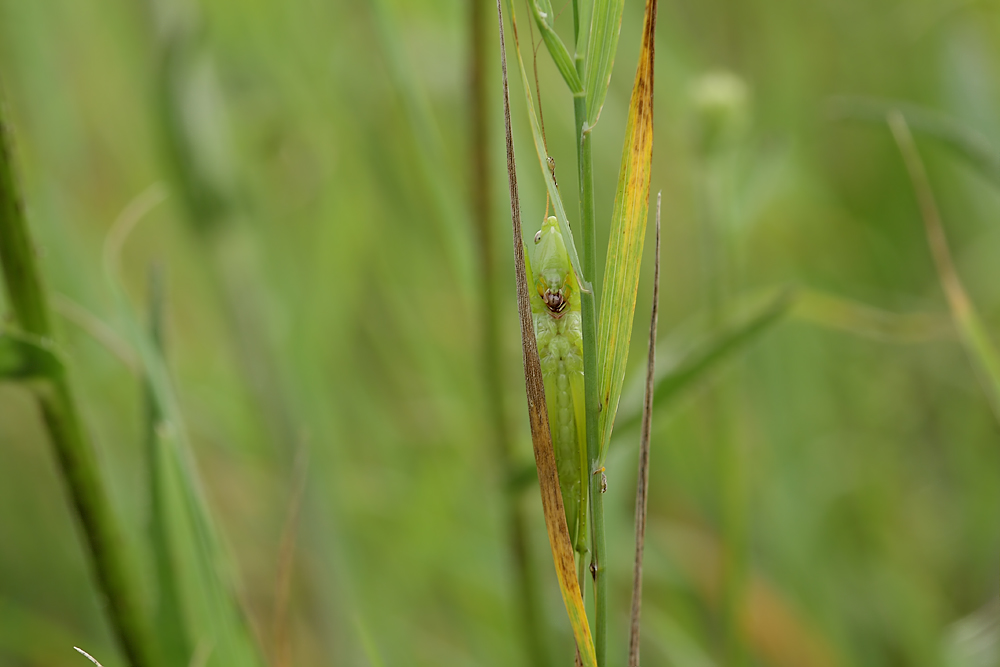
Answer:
[628,192,660,667]
[0,99,158,667]
[888,111,1000,425]
[574,83,606,667]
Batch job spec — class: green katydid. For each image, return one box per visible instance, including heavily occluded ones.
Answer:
[526,216,589,563]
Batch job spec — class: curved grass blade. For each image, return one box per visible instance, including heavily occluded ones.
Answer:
[829,96,1000,189]
[498,3,597,664]
[792,288,952,343]
[584,0,625,127]
[73,646,106,667]
[889,111,1000,423]
[505,0,590,292]
[595,0,658,461]
[528,0,584,94]
[616,288,793,431]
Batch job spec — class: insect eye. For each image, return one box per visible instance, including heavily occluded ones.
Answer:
[533,230,542,243]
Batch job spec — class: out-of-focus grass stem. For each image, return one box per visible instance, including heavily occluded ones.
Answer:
[888,111,1000,422]
[0,96,159,667]
[145,264,191,667]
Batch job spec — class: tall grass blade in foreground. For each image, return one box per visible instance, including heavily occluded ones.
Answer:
[888,111,1000,422]
[0,95,160,667]
[595,0,658,458]
[628,191,661,667]
[497,3,597,664]
[591,2,658,660]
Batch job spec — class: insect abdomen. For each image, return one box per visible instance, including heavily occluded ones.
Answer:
[535,312,584,546]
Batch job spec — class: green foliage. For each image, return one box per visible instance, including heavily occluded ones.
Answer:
[1,0,999,666]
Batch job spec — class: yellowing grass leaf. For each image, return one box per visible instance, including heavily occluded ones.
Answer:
[496,2,597,665]
[596,0,658,459]
[505,0,590,291]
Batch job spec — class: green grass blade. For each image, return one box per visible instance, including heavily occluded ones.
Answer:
[528,0,584,94]
[0,329,64,380]
[595,0,658,461]
[497,3,597,663]
[505,0,590,292]
[584,0,625,126]
[616,288,793,431]
[0,92,161,667]
[144,266,191,667]
[355,616,387,667]
[103,196,265,667]
[791,288,952,342]
[507,0,591,290]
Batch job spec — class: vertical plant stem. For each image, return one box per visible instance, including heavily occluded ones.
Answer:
[573,88,606,667]
[471,1,549,665]
[0,99,158,667]
[145,264,191,667]
[628,192,660,667]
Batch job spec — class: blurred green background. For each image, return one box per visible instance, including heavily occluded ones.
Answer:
[1,0,999,666]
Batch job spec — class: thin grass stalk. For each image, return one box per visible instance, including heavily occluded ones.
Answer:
[470,1,549,664]
[0,98,158,667]
[628,192,660,667]
[888,111,1000,421]
[573,44,607,667]
[74,646,106,667]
